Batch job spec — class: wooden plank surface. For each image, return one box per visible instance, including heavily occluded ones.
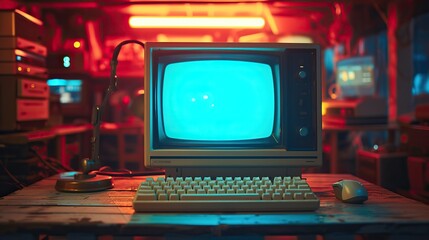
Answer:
[1,174,429,237]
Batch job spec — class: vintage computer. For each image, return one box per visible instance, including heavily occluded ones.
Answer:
[323,56,387,125]
[133,42,322,212]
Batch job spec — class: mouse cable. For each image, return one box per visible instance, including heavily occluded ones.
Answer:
[29,147,61,174]
[0,158,25,189]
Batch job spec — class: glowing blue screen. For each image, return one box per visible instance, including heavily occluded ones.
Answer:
[162,60,275,141]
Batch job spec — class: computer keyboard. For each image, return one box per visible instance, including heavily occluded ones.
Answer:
[133,176,319,212]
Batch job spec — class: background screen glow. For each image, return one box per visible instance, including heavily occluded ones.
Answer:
[47,79,82,104]
[162,60,275,141]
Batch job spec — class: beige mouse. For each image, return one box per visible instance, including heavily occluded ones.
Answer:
[332,179,368,204]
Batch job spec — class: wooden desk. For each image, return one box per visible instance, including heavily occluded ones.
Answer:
[323,122,398,173]
[1,174,428,239]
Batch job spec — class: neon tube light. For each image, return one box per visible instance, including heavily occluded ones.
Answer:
[129,16,265,29]
[15,9,43,26]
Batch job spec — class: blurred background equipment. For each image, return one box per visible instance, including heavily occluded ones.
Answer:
[0,9,49,132]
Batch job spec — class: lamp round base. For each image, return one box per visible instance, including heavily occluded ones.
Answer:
[55,173,113,192]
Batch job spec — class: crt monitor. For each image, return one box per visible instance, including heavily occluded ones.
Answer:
[336,56,375,99]
[144,42,322,177]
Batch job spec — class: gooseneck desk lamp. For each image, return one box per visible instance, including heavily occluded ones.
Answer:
[56,40,145,192]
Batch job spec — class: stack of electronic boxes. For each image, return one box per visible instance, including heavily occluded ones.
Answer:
[0,9,49,132]
[0,9,50,194]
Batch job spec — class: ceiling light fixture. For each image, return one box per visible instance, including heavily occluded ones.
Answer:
[129,16,265,29]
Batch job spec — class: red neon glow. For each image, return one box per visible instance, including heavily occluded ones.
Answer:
[102,123,118,130]
[400,134,408,144]
[122,95,131,105]
[86,21,102,60]
[129,16,265,29]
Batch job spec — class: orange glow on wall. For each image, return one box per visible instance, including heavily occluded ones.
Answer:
[277,35,313,43]
[129,16,265,29]
[238,33,270,42]
[321,102,327,116]
[334,3,342,16]
[157,34,213,42]
[15,9,43,26]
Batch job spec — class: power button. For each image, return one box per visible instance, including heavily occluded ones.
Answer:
[299,127,309,137]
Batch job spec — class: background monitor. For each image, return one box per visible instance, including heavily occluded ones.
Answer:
[47,78,82,104]
[47,77,90,121]
[336,56,375,99]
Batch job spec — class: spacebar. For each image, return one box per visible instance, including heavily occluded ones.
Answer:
[180,193,261,200]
